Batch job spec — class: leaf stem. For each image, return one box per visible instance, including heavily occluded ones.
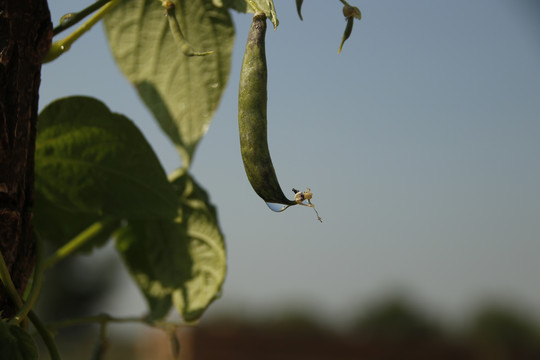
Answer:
[53,0,113,36]
[91,321,110,360]
[162,1,213,56]
[9,235,45,325]
[1,249,60,358]
[29,311,62,360]
[44,218,118,270]
[47,314,148,330]
[0,249,24,309]
[47,313,200,332]
[0,245,29,329]
[43,0,122,63]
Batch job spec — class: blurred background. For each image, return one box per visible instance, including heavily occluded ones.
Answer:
[38,0,540,358]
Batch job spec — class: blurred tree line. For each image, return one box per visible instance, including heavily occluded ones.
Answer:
[37,254,540,359]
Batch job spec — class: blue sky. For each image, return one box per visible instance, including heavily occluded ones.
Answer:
[41,0,540,326]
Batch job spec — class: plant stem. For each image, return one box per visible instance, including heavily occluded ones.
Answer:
[0,249,24,308]
[44,218,118,270]
[163,1,213,56]
[48,314,148,330]
[10,235,45,325]
[53,0,113,36]
[91,321,110,360]
[43,0,122,63]
[0,256,60,359]
[1,247,30,329]
[47,313,200,332]
[29,311,62,360]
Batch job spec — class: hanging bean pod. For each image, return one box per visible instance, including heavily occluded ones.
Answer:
[296,0,304,21]
[338,17,354,54]
[238,13,295,206]
[338,4,362,54]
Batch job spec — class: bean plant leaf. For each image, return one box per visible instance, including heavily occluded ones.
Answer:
[116,220,185,320]
[104,0,235,167]
[36,96,177,223]
[116,169,226,322]
[33,190,120,251]
[0,322,38,360]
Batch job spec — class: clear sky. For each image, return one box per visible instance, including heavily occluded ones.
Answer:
[41,0,540,327]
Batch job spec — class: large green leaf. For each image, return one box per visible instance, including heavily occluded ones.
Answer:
[104,0,235,166]
[33,190,120,251]
[36,96,177,221]
[116,169,226,322]
[0,322,37,360]
[116,220,186,320]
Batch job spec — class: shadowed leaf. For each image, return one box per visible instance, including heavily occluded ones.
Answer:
[35,96,176,251]
[116,169,226,321]
[0,322,38,360]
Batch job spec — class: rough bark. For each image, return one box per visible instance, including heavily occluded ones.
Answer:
[0,0,51,318]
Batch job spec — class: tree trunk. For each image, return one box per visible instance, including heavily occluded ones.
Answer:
[0,0,52,318]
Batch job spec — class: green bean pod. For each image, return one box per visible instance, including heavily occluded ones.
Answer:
[238,13,295,206]
[296,0,304,21]
[338,17,354,54]
[338,5,361,54]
